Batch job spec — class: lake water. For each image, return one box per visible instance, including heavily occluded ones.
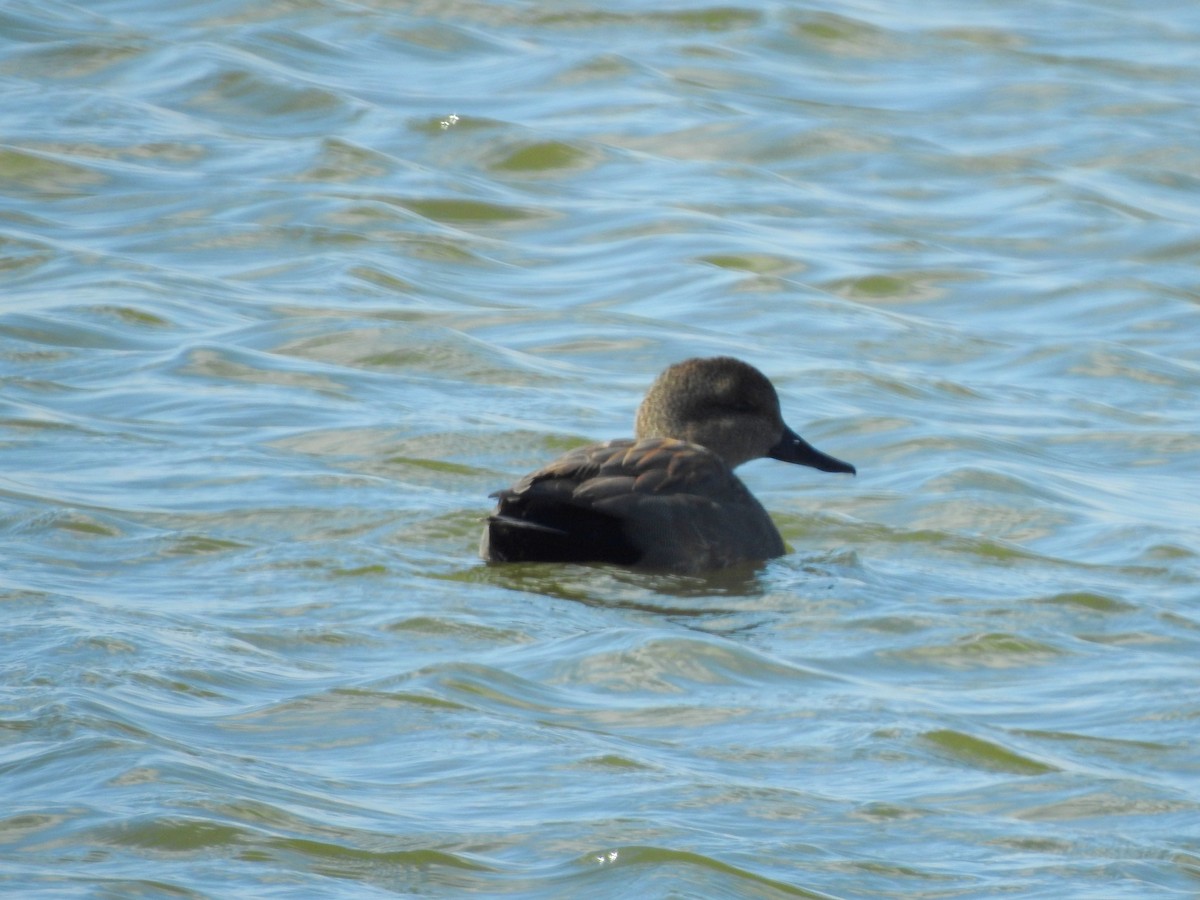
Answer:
[3,0,1199,896]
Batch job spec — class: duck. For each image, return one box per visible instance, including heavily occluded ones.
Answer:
[481,356,855,573]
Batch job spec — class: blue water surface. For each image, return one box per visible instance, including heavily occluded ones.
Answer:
[2,0,1199,896]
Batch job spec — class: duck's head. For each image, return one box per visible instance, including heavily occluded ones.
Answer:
[635,356,856,473]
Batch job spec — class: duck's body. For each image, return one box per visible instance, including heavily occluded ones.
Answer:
[482,436,786,571]
[481,357,855,573]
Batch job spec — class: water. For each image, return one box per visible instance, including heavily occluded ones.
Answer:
[3,0,1199,896]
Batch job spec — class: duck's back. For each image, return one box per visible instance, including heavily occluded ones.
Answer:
[481,437,786,572]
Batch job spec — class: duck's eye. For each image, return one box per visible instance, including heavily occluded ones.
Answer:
[728,400,756,414]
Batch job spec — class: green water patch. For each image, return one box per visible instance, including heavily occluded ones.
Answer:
[0,146,106,197]
[163,535,250,557]
[487,140,598,175]
[922,729,1058,775]
[697,252,806,276]
[573,845,833,899]
[897,632,1064,669]
[1037,591,1135,613]
[398,197,548,228]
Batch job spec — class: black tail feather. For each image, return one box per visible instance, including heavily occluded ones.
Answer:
[483,500,639,565]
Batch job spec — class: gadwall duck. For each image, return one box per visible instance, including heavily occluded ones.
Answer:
[481,356,855,573]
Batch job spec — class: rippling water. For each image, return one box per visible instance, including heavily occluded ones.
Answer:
[3,0,1200,896]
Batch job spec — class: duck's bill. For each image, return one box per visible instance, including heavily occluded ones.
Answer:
[769,426,856,475]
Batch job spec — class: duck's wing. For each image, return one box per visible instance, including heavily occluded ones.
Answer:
[482,438,784,570]
[482,438,647,566]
